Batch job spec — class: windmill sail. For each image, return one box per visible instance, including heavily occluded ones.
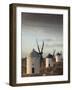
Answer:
[53,50,56,56]
[41,41,44,53]
[36,40,40,53]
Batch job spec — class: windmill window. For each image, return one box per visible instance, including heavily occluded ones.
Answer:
[49,64,50,67]
[32,67,34,73]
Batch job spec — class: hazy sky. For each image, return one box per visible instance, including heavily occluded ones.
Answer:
[21,13,63,58]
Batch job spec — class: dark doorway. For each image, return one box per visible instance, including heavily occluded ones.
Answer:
[32,68,34,73]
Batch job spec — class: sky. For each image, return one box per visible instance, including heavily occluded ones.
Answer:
[21,13,63,58]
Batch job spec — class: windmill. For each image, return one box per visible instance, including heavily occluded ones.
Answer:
[36,40,44,66]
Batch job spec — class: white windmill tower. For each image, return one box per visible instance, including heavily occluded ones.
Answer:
[45,50,56,68]
[45,53,53,68]
[26,40,44,75]
[55,52,63,62]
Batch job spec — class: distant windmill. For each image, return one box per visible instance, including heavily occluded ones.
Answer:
[36,40,44,66]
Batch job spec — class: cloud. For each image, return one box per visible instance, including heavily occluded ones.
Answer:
[44,38,55,42]
[45,43,63,48]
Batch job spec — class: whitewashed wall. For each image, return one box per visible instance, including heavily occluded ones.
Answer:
[46,58,53,68]
[33,57,40,74]
[27,56,40,74]
[27,56,32,74]
[55,55,62,62]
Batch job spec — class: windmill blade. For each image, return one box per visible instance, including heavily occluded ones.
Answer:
[36,40,40,53]
[53,50,56,56]
[41,41,44,53]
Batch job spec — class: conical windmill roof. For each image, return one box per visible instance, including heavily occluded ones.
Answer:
[56,53,61,56]
[29,49,40,58]
[46,53,53,58]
